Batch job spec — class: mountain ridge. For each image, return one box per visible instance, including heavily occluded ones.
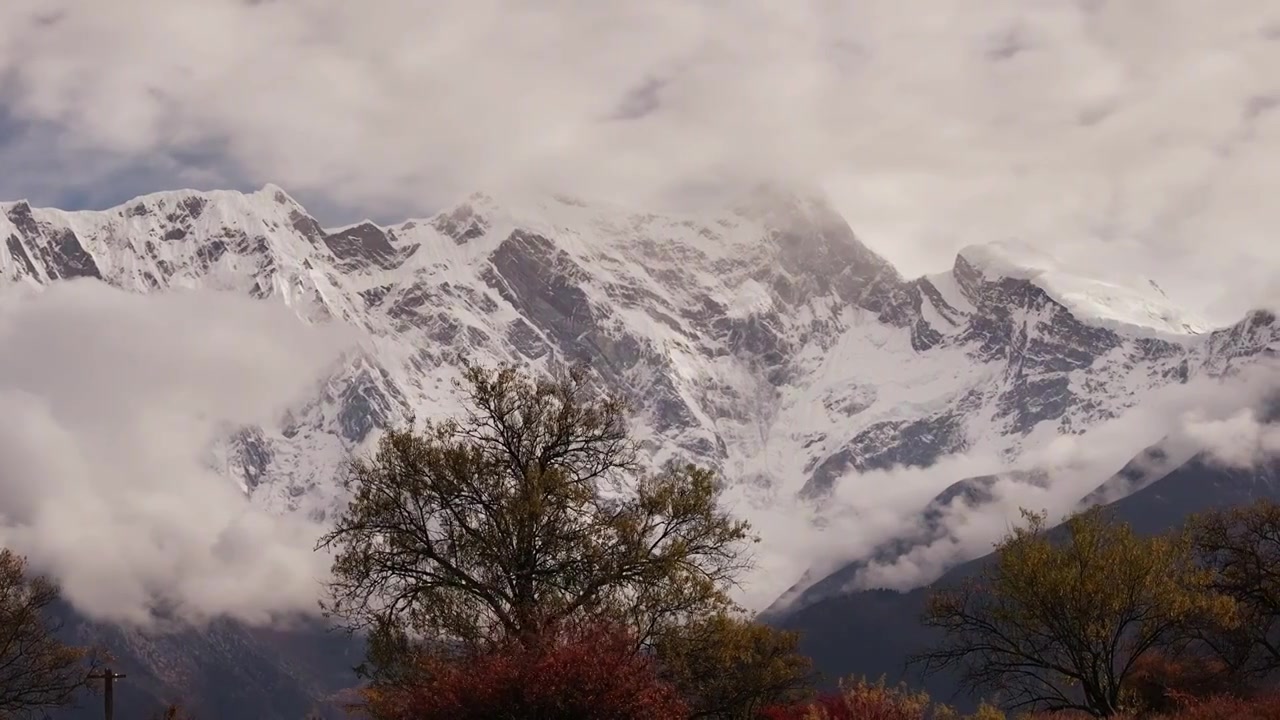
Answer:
[2,184,1275,516]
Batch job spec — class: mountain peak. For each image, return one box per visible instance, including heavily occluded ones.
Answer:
[954,240,1208,336]
[256,182,293,200]
[0,184,1217,344]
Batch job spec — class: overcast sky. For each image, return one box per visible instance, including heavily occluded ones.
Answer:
[0,0,1277,323]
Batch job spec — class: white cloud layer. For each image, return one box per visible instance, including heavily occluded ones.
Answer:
[1182,404,1280,470]
[0,280,355,626]
[0,0,1277,322]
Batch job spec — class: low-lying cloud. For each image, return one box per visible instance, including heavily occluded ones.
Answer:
[0,280,355,627]
[1182,405,1280,470]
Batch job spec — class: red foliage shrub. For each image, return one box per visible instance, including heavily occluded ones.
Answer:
[1123,651,1238,713]
[356,622,687,720]
[1160,693,1280,720]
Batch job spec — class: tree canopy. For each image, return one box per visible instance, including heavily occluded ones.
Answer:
[911,508,1233,718]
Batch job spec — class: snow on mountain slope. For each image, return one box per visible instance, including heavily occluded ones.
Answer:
[1,185,1275,536]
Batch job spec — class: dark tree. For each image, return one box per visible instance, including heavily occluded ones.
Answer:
[317,363,754,677]
[1187,499,1280,678]
[0,549,97,717]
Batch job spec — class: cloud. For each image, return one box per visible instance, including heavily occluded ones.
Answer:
[0,1,1277,322]
[0,280,356,627]
[726,449,1008,611]
[1181,406,1280,469]
[746,359,1280,609]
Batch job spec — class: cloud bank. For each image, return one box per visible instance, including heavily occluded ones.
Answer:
[0,280,355,626]
[0,1,1277,322]
[1182,405,1280,470]
[744,359,1280,610]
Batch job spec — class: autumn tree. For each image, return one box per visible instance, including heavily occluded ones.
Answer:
[0,548,96,717]
[910,508,1232,718]
[653,611,815,719]
[317,363,755,677]
[1186,500,1280,678]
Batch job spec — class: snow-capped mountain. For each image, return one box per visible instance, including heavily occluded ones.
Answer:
[5,183,1278,720]
[1,184,1276,523]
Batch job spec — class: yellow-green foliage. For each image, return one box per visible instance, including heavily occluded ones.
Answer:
[913,507,1234,718]
[317,363,755,678]
[655,611,815,719]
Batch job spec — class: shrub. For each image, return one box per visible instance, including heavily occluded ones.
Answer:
[759,676,1000,720]
[655,612,815,718]
[1122,651,1238,714]
[356,622,686,720]
[1010,692,1280,719]
[1162,693,1280,720]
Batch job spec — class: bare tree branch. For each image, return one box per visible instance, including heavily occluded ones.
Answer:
[0,549,98,717]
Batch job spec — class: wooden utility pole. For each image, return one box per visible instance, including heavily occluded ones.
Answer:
[87,668,126,720]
